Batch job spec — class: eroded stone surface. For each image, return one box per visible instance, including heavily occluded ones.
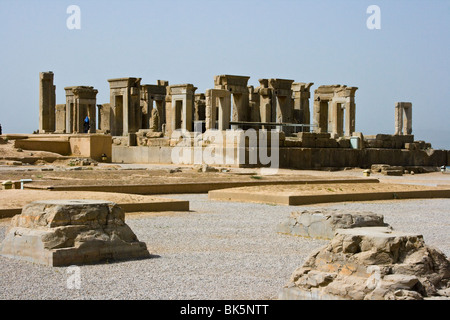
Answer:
[0,200,151,266]
[277,209,390,240]
[280,227,450,300]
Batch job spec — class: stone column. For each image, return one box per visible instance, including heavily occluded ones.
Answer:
[301,83,313,131]
[39,72,56,133]
[312,98,321,133]
[403,102,412,135]
[140,87,151,130]
[194,93,206,122]
[205,90,217,130]
[164,94,173,135]
[88,102,97,134]
[395,102,412,135]
[129,85,141,134]
[344,97,356,137]
[183,95,193,132]
[97,104,111,133]
[329,101,340,137]
[65,87,75,134]
[313,99,330,134]
[259,89,272,123]
[218,94,231,131]
[154,100,164,132]
[292,82,313,132]
[55,104,66,133]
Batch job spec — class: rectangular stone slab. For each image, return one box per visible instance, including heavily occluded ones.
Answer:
[208,183,450,205]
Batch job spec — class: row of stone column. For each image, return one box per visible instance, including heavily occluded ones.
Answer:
[39,73,320,137]
[38,72,412,138]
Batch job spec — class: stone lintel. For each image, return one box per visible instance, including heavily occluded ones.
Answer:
[292,82,314,92]
[214,75,250,89]
[268,78,295,90]
[108,77,142,89]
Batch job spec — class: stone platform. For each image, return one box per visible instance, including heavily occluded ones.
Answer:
[0,200,151,266]
[208,182,450,205]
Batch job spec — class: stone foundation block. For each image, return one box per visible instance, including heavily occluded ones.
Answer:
[0,200,151,266]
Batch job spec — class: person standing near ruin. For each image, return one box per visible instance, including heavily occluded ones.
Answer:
[0,123,2,135]
[83,116,90,133]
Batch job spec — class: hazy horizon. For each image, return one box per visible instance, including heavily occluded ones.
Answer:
[0,0,449,149]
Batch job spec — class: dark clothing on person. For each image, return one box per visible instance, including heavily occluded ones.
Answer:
[83,117,90,133]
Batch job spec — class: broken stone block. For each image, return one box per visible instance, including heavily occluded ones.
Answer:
[146,131,164,139]
[371,164,390,172]
[279,227,450,300]
[193,164,219,173]
[0,200,151,266]
[381,169,403,176]
[337,137,351,149]
[2,180,13,190]
[277,209,390,240]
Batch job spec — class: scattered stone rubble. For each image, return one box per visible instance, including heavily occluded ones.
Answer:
[0,200,151,266]
[279,210,450,300]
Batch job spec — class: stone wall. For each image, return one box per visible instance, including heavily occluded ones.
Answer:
[11,134,112,162]
[112,144,448,168]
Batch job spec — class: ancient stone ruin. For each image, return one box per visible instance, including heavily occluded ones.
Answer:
[313,85,358,138]
[2,71,441,169]
[279,213,450,300]
[0,200,150,266]
[395,102,413,136]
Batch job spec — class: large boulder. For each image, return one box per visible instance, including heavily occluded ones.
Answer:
[277,209,390,240]
[280,227,450,300]
[0,200,151,266]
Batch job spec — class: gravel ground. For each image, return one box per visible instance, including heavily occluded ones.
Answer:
[0,194,449,300]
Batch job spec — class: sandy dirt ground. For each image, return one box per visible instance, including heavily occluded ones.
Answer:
[1,139,450,212]
[0,189,180,211]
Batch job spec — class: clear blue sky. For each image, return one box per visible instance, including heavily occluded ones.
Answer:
[0,0,449,149]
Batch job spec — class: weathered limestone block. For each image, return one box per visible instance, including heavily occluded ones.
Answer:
[277,209,390,240]
[284,138,302,147]
[365,139,384,149]
[0,200,151,266]
[371,164,390,172]
[381,170,403,176]
[380,166,404,176]
[280,227,450,300]
[371,164,404,175]
[337,137,351,149]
